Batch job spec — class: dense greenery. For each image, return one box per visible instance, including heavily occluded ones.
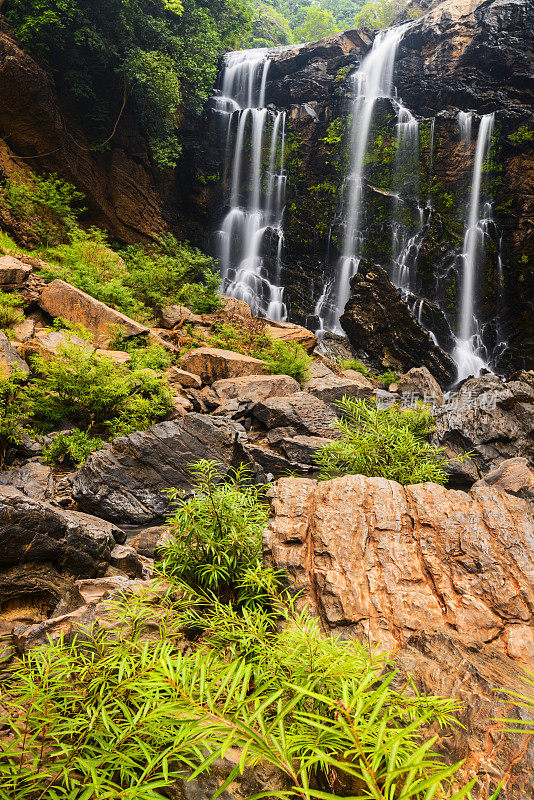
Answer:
[42,427,106,467]
[0,370,27,469]
[0,456,477,799]
[5,0,252,168]
[314,396,464,485]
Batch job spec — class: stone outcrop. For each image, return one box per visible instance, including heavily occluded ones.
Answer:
[264,474,534,660]
[472,457,534,507]
[0,461,53,500]
[0,487,124,577]
[72,414,248,523]
[340,261,456,386]
[38,279,149,347]
[434,373,534,478]
[0,329,29,378]
[396,366,444,405]
[179,347,267,384]
[0,254,31,286]
[252,392,338,437]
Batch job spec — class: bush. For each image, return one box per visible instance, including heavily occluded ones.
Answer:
[0,571,473,799]
[42,428,105,467]
[2,173,85,245]
[40,227,148,321]
[124,340,173,371]
[27,342,172,434]
[121,234,221,314]
[314,396,462,485]
[0,290,24,330]
[0,370,28,469]
[261,339,312,384]
[159,460,270,603]
[375,369,400,384]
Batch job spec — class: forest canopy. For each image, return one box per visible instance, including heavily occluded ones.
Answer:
[4,0,412,168]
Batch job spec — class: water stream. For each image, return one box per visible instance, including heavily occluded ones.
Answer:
[453,113,495,381]
[215,49,287,321]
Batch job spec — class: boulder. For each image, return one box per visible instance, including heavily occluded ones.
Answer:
[0,563,74,636]
[0,255,31,286]
[472,457,534,506]
[434,374,534,477]
[26,329,91,359]
[252,392,338,437]
[38,279,148,347]
[340,261,456,387]
[96,349,132,365]
[109,544,143,578]
[396,366,444,406]
[264,475,534,659]
[211,374,300,409]
[179,347,267,384]
[278,434,331,465]
[219,295,254,319]
[159,305,204,328]
[0,487,123,577]
[0,330,29,378]
[303,372,375,404]
[72,414,249,524]
[264,320,317,353]
[167,366,202,390]
[0,461,53,500]
[128,525,171,559]
[12,317,35,342]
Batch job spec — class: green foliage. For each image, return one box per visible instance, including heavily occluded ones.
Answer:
[508,125,534,146]
[0,370,28,469]
[339,357,371,376]
[42,427,105,467]
[375,369,400,384]
[2,173,85,246]
[314,396,460,485]
[0,290,24,330]
[124,340,173,371]
[50,316,92,340]
[248,1,294,46]
[261,339,313,384]
[0,575,475,798]
[121,234,221,314]
[26,342,172,434]
[293,5,339,41]
[160,460,271,603]
[6,0,252,169]
[354,0,406,28]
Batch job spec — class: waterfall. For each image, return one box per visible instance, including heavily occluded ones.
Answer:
[215,49,287,321]
[453,113,495,382]
[324,26,406,332]
[390,102,422,291]
[458,111,473,149]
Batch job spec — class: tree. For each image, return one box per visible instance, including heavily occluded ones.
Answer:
[4,0,252,168]
[354,0,406,28]
[293,5,339,42]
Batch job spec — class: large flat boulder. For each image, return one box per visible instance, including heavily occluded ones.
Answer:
[0,462,53,500]
[71,414,248,524]
[264,320,317,353]
[252,392,338,437]
[0,487,122,577]
[212,373,300,407]
[303,372,374,403]
[179,347,267,384]
[39,279,148,347]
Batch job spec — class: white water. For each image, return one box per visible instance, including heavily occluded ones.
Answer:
[215,50,287,321]
[391,102,421,291]
[323,26,406,331]
[453,113,494,381]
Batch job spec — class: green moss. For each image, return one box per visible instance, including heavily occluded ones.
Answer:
[508,125,533,146]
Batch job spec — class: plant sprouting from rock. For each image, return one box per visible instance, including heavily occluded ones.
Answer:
[314,396,464,485]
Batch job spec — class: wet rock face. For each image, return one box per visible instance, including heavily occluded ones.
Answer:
[340,261,456,386]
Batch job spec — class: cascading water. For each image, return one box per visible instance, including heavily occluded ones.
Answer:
[215,49,287,321]
[453,112,495,381]
[323,25,406,331]
[390,102,422,292]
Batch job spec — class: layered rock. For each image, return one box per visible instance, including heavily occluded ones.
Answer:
[264,474,534,659]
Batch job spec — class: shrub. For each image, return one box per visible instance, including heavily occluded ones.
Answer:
[2,173,85,245]
[375,369,400,384]
[40,227,148,320]
[124,340,173,371]
[314,396,463,485]
[159,460,270,603]
[42,428,105,467]
[0,370,28,469]
[0,290,24,330]
[261,339,312,384]
[122,234,221,314]
[27,342,172,434]
[0,582,474,799]
[339,357,371,376]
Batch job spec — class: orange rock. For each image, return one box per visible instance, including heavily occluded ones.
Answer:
[265,474,534,663]
[179,347,266,384]
[38,279,148,347]
[264,320,317,353]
